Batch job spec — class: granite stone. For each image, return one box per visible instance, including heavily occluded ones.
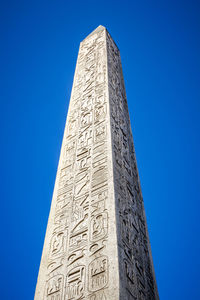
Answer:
[34,25,159,300]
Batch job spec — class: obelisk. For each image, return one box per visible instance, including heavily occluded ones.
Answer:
[35,25,159,300]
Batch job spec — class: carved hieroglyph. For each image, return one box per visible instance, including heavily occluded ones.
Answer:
[35,25,159,300]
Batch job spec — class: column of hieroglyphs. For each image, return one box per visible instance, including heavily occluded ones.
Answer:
[106,30,159,300]
[35,25,120,300]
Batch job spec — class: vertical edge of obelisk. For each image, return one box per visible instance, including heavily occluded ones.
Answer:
[118,48,160,299]
[104,29,121,300]
[105,28,159,299]
[34,42,82,300]
[117,48,159,299]
[100,27,120,300]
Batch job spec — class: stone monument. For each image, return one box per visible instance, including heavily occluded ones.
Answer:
[35,25,159,300]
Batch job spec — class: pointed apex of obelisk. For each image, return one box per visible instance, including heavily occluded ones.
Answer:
[81,25,106,42]
[97,24,106,30]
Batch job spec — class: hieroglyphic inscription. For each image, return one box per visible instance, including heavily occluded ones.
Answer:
[106,30,158,299]
[65,266,86,299]
[36,26,111,300]
[35,25,158,300]
[90,211,108,242]
[88,256,108,292]
[44,275,64,300]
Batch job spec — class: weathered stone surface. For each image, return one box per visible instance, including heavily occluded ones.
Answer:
[35,25,159,300]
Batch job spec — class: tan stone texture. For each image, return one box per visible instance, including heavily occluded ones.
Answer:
[34,26,159,300]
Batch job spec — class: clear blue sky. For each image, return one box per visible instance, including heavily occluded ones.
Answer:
[1,0,200,299]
